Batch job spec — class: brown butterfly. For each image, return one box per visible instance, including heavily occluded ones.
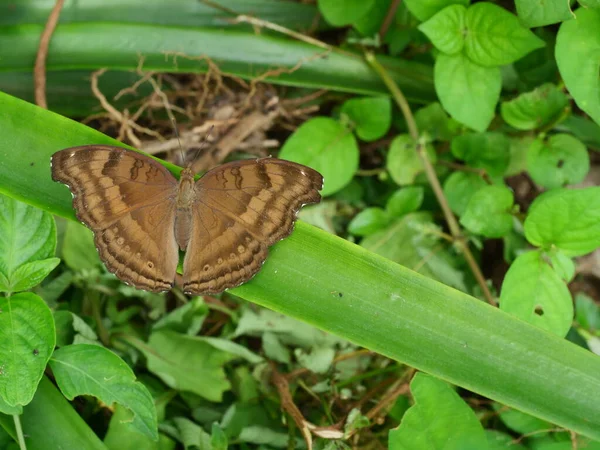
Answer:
[51,145,323,294]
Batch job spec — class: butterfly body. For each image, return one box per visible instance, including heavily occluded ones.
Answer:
[51,145,323,295]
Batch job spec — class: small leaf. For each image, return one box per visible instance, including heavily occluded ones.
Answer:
[435,53,501,132]
[501,83,569,131]
[386,187,425,218]
[317,0,375,26]
[460,185,514,238]
[0,293,55,407]
[152,296,208,335]
[419,4,466,55]
[388,373,487,449]
[173,417,212,449]
[61,221,101,271]
[575,293,600,332]
[515,0,574,27]
[451,132,510,176]
[142,329,235,402]
[404,0,470,21]
[527,134,589,189]
[211,422,229,450]
[280,117,359,196]
[344,409,370,437]
[0,194,58,293]
[104,404,166,450]
[443,172,487,216]
[262,332,291,364]
[295,346,335,373]
[464,3,545,67]
[414,103,457,142]
[524,187,600,257]
[499,251,572,337]
[548,250,575,283]
[556,8,600,126]
[387,135,437,185]
[492,403,553,435]
[50,344,158,441]
[348,207,390,236]
[340,96,391,141]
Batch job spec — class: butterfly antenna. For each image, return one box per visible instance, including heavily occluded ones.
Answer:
[169,116,186,166]
[190,125,215,164]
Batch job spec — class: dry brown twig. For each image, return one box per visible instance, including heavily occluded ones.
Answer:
[34,0,65,109]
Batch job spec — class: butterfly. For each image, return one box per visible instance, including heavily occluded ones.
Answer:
[51,145,323,294]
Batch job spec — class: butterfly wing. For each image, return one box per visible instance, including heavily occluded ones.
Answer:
[182,158,323,294]
[51,145,180,292]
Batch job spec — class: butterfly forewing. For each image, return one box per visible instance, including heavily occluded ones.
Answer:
[182,158,323,294]
[51,145,180,292]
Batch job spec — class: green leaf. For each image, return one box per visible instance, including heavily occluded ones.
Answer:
[104,404,170,450]
[344,409,370,437]
[238,426,290,447]
[211,423,229,450]
[142,330,235,402]
[54,311,99,347]
[578,0,600,6]
[501,83,569,131]
[524,187,600,256]
[414,102,457,142]
[556,8,600,126]
[0,395,22,415]
[262,332,291,364]
[418,4,466,55]
[404,0,470,21]
[493,403,553,435]
[173,417,212,449]
[317,0,375,26]
[0,293,55,407]
[361,212,467,291]
[506,136,534,177]
[386,187,425,218]
[388,373,487,450]
[515,0,575,27]
[152,297,208,336]
[387,135,437,185]
[527,134,590,189]
[499,251,572,337]
[548,249,575,283]
[49,344,158,441]
[354,0,392,36]
[443,172,487,216]
[451,132,510,176]
[61,221,101,271]
[279,117,358,196]
[295,346,336,374]
[575,293,600,332]
[435,53,501,132]
[340,96,392,141]
[348,207,390,236]
[0,194,58,293]
[464,3,545,67]
[460,185,514,238]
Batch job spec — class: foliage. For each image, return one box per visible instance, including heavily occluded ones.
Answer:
[1,0,600,449]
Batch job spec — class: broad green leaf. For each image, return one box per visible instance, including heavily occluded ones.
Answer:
[443,172,487,216]
[451,132,510,176]
[387,135,437,185]
[506,135,535,177]
[0,395,22,415]
[142,330,235,402]
[556,8,600,126]
[317,0,375,26]
[348,207,390,236]
[340,96,392,141]
[578,0,600,6]
[0,195,58,293]
[558,115,600,151]
[211,423,228,450]
[361,212,467,291]
[527,134,589,189]
[54,311,99,347]
[388,373,487,450]
[515,0,574,27]
[414,102,457,142]
[386,187,425,218]
[460,185,514,238]
[435,53,501,131]
[0,293,55,407]
[418,4,466,55]
[279,117,358,196]
[61,221,101,271]
[524,187,600,256]
[501,83,569,131]
[404,0,470,21]
[499,251,572,337]
[49,344,158,441]
[295,346,336,373]
[464,3,545,67]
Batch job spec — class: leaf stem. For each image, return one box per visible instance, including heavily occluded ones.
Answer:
[13,414,27,450]
[364,52,496,306]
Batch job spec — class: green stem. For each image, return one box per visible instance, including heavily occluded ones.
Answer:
[13,414,27,450]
